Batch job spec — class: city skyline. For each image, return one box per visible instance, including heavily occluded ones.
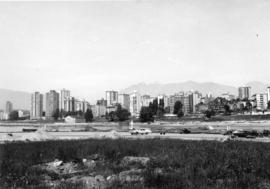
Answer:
[1,1,270,102]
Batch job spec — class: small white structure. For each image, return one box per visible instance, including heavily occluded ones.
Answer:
[64,116,76,124]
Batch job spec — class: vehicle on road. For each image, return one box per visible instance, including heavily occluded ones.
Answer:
[130,128,152,135]
[22,128,37,132]
[179,128,191,134]
[232,130,262,138]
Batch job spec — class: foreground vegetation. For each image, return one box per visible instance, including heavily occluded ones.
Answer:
[1,139,270,188]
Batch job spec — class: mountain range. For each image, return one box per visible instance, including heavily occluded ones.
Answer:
[120,81,270,97]
[0,81,269,110]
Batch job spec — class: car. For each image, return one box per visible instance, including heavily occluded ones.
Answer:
[232,130,259,138]
[130,128,152,135]
[179,128,191,134]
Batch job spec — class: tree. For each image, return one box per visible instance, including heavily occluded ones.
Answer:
[107,111,117,122]
[173,101,183,115]
[205,109,215,119]
[77,110,84,117]
[156,107,164,119]
[164,106,171,114]
[246,101,252,112]
[149,98,158,115]
[224,104,231,115]
[139,106,154,122]
[115,104,130,121]
[84,108,93,122]
[177,110,184,118]
[159,99,164,109]
[239,103,245,114]
[52,108,60,121]
[156,99,165,119]
[9,111,19,121]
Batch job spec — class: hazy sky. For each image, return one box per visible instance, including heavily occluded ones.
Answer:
[0,0,270,102]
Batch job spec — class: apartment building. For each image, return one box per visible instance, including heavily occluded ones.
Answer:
[30,92,43,119]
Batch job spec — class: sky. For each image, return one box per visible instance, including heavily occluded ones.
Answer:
[0,0,270,102]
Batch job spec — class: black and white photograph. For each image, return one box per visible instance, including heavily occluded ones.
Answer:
[1,0,270,188]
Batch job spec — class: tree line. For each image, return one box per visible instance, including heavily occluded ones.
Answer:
[139,99,184,122]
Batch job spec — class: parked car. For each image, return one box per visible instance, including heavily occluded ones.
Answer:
[179,128,191,134]
[130,128,152,135]
[232,130,260,138]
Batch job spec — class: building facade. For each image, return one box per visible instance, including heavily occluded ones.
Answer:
[168,93,182,113]
[141,95,153,107]
[97,98,107,106]
[60,89,70,112]
[5,101,13,114]
[238,87,251,100]
[118,93,130,110]
[130,91,141,116]
[167,91,202,114]
[95,104,106,117]
[106,91,118,106]
[157,94,169,108]
[66,97,75,112]
[45,90,59,118]
[189,92,202,113]
[30,92,43,119]
[255,93,268,111]
[267,87,270,103]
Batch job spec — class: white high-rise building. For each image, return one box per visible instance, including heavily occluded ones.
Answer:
[157,94,169,107]
[75,99,90,113]
[60,89,70,112]
[238,87,251,100]
[130,91,141,116]
[255,93,268,111]
[31,92,43,119]
[5,101,13,114]
[190,92,202,113]
[106,91,118,106]
[267,87,270,102]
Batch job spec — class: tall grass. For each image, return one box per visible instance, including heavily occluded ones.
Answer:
[1,139,270,188]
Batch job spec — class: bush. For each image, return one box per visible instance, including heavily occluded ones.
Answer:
[205,109,215,119]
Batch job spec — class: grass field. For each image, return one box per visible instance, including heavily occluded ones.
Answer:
[1,139,270,189]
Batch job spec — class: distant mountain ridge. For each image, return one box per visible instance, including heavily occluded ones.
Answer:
[0,89,30,110]
[120,81,270,97]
